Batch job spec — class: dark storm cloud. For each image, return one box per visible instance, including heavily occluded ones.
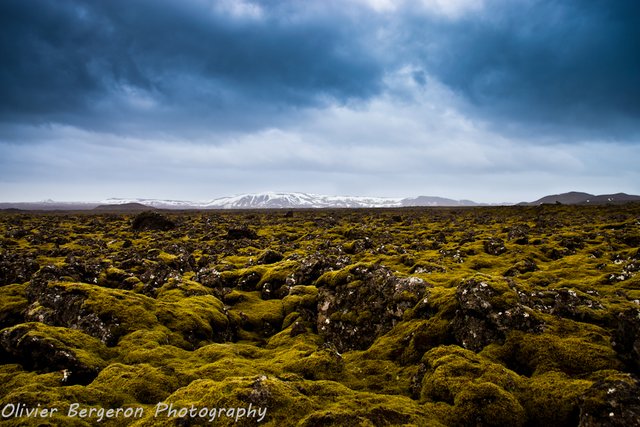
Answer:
[2,0,639,140]
[0,0,384,135]
[410,0,640,139]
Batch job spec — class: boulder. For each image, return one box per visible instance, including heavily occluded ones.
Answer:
[611,308,640,373]
[0,323,108,385]
[451,277,544,351]
[131,211,175,231]
[484,237,507,255]
[578,376,640,426]
[316,264,428,352]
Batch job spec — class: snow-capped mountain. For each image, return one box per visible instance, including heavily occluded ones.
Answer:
[203,192,404,209]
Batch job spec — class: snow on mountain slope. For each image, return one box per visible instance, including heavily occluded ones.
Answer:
[203,192,403,209]
[97,192,478,209]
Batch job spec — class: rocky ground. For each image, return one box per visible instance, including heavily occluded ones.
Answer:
[0,205,639,426]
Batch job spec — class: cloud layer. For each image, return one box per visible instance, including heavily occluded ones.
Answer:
[1,0,638,202]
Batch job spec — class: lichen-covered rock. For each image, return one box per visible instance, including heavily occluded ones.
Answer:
[551,288,604,321]
[451,276,544,351]
[484,237,507,255]
[315,264,428,352]
[25,279,161,346]
[507,224,531,244]
[578,376,640,426]
[0,323,109,385]
[294,254,351,286]
[131,211,176,231]
[516,288,604,322]
[0,253,39,286]
[611,308,640,373]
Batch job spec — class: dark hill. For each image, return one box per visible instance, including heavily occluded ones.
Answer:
[579,193,640,204]
[527,191,594,205]
[523,192,640,205]
[93,202,155,212]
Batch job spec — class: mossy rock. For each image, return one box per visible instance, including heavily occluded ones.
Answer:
[156,295,231,347]
[0,322,112,385]
[453,382,526,427]
[415,345,522,405]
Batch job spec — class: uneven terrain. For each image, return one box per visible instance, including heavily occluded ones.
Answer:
[1,205,639,426]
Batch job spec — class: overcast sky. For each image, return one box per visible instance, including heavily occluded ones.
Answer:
[1,0,639,203]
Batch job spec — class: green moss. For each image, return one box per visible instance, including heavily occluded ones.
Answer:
[491,331,621,376]
[418,346,522,404]
[225,291,284,342]
[453,382,526,427]
[0,283,28,326]
[89,363,176,404]
[519,371,592,426]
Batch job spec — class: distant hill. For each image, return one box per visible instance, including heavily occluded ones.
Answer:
[93,202,156,212]
[400,196,479,207]
[522,192,640,205]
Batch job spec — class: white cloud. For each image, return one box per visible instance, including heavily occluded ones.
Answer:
[353,0,485,18]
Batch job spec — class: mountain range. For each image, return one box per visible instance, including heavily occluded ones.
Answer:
[1,191,639,211]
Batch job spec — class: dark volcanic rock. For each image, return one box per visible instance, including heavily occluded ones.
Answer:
[25,282,122,346]
[257,249,284,265]
[225,226,258,240]
[578,376,640,426]
[484,237,507,255]
[316,264,428,352]
[451,277,544,351]
[552,288,604,321]
[0,253,39,286]
[294,254,351,286]
[507,224,530,244]
[611,308,640,373]
[0,324,103,385]
[131,211,176,231]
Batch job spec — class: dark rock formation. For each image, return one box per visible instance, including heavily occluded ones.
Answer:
[257,249,284,265]
[451,277,544,351]
[578,376,640,426]
[25,281,122,345]
[484,238,507,255]
[507,224,530,244]
[0,253,39,286]
[294,254,351,286]
[0,324,104,385]
[131,211,176,231]
[316,264,428,352]
[611,308,640,373]
[225,226,258,240]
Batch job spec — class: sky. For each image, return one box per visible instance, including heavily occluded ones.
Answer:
[1,0,639,203]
